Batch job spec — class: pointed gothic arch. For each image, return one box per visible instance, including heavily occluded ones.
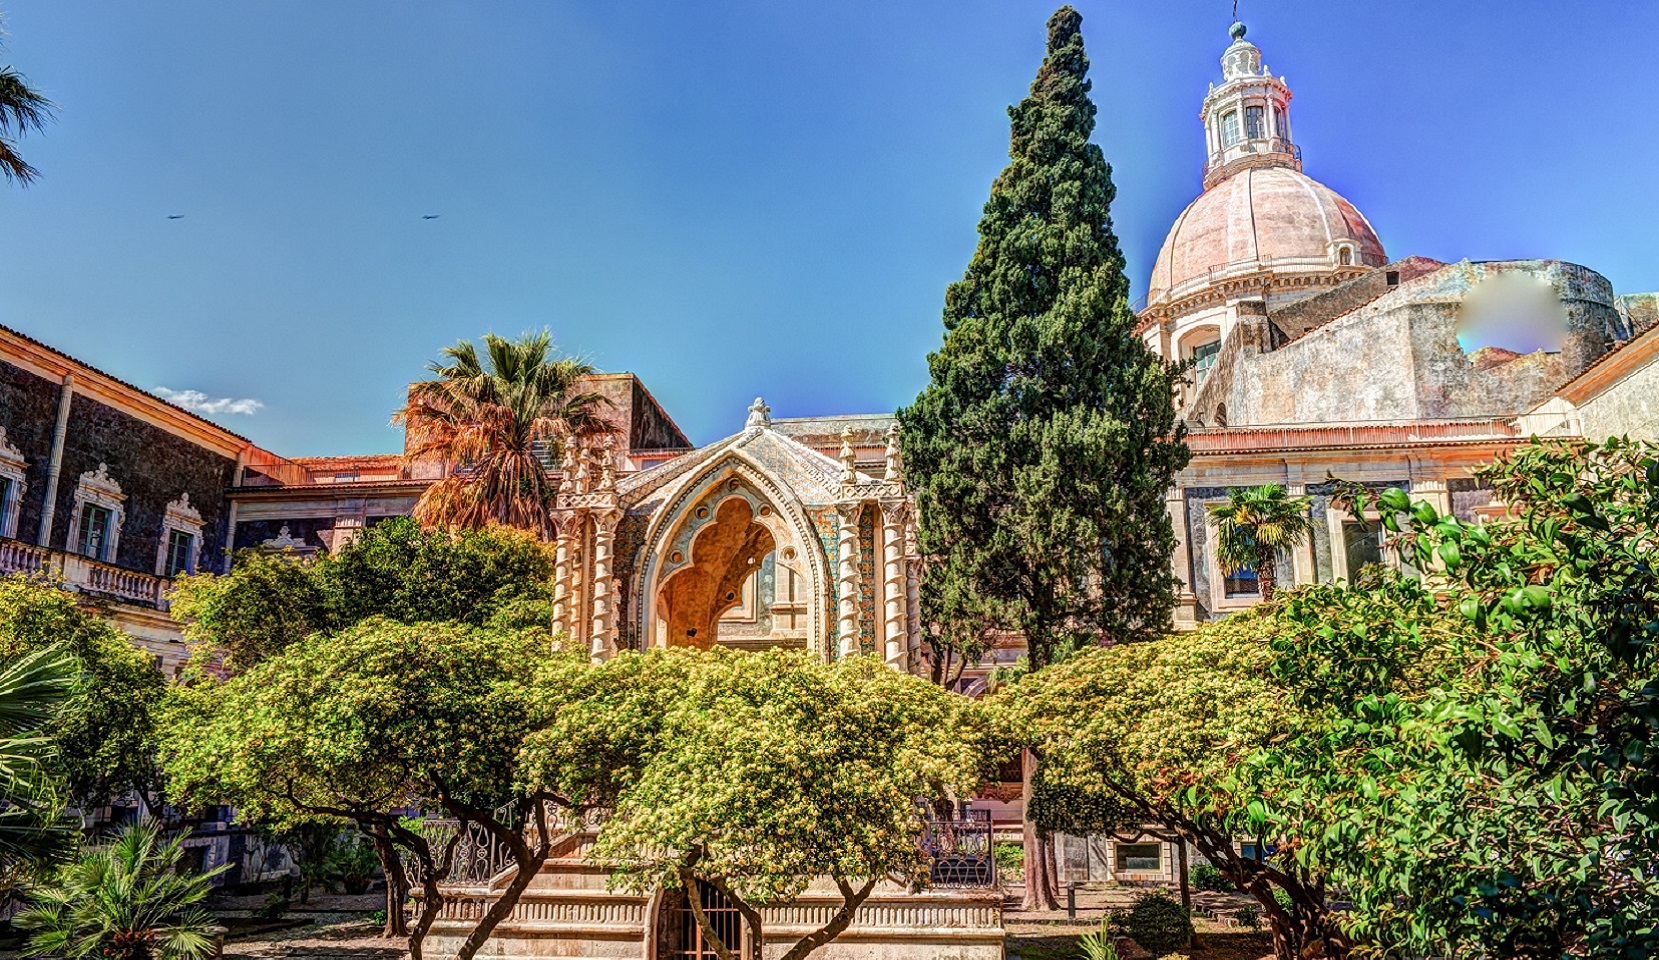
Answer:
[631,449,833,659]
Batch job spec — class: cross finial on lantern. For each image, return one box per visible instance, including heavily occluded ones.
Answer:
[745,397,772,432]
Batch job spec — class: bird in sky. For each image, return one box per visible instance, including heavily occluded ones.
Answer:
[166,214,184,219]
[422,214,440,220]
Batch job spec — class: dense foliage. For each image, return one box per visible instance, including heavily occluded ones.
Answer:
[171,518,553,671]
[898,3,1187,910]
[1247,437,1659,958]
[575,650,982,960]
[898,4,1187,670]
[158,619,557,960]
[0,645,77,880]
[16,823,223,960]
[1125,890,1192,957]
[393,330,612,536]
[0,577,165,809]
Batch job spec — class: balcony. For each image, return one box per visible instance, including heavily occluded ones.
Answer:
[0,537,172,609]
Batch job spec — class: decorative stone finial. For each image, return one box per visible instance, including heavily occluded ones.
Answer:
[883,422,903,483]
[574,446,592,495]
[1229,20,1247,40]
[839,426,858,485]
[745,397,771,431]
[596,438,616,492]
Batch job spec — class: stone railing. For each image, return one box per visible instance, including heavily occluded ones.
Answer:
[0,537,171,609]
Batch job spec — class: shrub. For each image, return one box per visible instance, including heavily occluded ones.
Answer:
[1189,862,1233,892]
[994,841,1024,876]
[1235,903,1261,932]
[1076,917,1118,960]
[1125,890,1192,957]
[323,836,380,893]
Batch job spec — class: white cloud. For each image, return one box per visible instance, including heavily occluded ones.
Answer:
[154,386,264,416]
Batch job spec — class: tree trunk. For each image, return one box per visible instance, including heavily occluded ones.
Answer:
[1019,747,1059,911]
[1258,550,1278,601]
[1177,840,1193,949]
[449,800,565,960]
[776,876,879,960]
[366,824,409,938]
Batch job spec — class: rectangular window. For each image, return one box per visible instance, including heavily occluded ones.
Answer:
[0,477,12,537]
[1116,843,1162,872]
[1273,106,1288,141]
[1223,567,1260,598]
[76,504,112,561]
[1245,105,1266,140]
[1344,519,1385,576]
[1191,340,1222,383]
[1241,842,1278,862]
[1221,110,1241,147]
[166,529,195,577]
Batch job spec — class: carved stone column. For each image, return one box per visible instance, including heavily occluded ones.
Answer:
[880,501,909,670]
[1285,482,1316,587]
[589,509,621,663]
[836,502,862,659]
[550,513,577,640]
[904,519,922,669]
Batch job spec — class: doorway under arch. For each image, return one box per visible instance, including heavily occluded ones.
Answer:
[656,497,775,649]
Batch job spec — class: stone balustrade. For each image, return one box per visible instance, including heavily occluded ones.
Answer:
[0,536,171,609]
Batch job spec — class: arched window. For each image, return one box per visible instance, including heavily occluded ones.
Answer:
[1338,246,1353,266]
[1215,403,1228,428]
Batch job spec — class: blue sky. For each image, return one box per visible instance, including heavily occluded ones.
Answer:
[1,1,1655,455]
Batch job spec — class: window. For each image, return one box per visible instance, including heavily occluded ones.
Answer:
[76,504,112,561]
[1344,518,1385,576]
[1191,339,1222,383]
[1221,110,1241,147]
[1116,843,1162,872]
[1223,565,1260,599]
[0,478,12,536]
[1245,105,1265,140]
[165,529,195,577]
[1241,842,1278,862]
[0,427,28,538]
[1273,106,1288,141]
[1338,247,1353,266]
[1387,270,1401,286]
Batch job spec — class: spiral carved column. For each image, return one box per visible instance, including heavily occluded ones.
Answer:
[589,510,621,662]
[880,501,909,671]
[550,514,576,641]
[836,502,862,659]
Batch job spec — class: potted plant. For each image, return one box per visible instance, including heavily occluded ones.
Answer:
[324,837,379,896]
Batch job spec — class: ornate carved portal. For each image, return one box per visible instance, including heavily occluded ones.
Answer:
[657,497,774,649]
[635,455,831,658]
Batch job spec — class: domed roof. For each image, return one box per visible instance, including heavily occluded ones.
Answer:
[1147,165,1386,308]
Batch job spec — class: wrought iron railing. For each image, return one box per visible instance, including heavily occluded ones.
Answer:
[921,811,996,888]
[406,802,589,888]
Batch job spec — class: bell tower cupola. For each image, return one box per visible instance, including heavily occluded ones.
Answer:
[1200,22,1301,189]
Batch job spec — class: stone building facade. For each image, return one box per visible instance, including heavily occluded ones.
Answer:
[1135,22,1653,628]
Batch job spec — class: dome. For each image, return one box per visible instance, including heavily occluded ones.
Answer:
[1147,165,1386,308]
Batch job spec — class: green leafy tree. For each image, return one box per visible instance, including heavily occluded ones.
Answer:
[0,577,165,810]
[0,645,77,879]
[571,650,981,960]
[393,330,613,536]
[16,823,224,960]
[1250,437,1659,959]
[169,519,552,672]
[158,619,576,960]
[997,613,1346,959]
[1207,484,1313,601]
[0,44,54,184]
[896,5,1187,909]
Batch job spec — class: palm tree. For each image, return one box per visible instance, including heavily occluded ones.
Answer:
[16,823,225,960]
[0,53,56,184]
[0,645,77,876]
[1209,483,1315,602]
[394,330,613,537]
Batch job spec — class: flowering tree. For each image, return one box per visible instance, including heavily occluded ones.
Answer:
[535,650,984,960]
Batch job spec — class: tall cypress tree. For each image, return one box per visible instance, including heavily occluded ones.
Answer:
[898,6,1189,908]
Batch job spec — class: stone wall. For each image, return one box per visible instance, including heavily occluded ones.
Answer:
[54,392,236,572]
[1217,260,1621,426]
[0,361,236,572]
[231,517,335,552]
[1269,256,1445,342]
[0,360,71,543]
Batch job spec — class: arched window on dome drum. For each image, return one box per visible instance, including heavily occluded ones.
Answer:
[1273,105,1288,142]
[1339,247,1353,266]
[1245,105,1265,140]
[1221,110,1240,147]
[1190,339,1222,384]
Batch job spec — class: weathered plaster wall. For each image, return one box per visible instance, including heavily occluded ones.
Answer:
[1217,260,1620,427]
[1576,349,1659,442]
[1618,292,1659,336]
